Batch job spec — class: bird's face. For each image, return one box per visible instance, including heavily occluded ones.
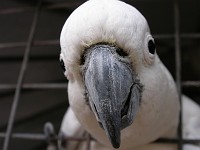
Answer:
[60,0,157,148]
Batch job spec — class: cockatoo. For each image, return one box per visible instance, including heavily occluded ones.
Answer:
[59,0,200,149]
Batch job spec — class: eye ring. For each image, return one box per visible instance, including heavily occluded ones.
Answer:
[143,33,156,65]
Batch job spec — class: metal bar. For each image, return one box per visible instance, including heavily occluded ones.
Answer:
[174,0,183,150]
[0,42,26,48]
[1,32,200,49]
[154,33,200,39]
[1,132,200,145]
[0,132,92,141]
[0,7,34,14]
[86,133,91,150]
[0,40,59,49]
[0,2,82,15]
[0,133,45,140]
[1,80,200,91]
[2,1,42,150]
[44,2,82,9]
[0,83,67,90]
[154,34,174,39]
[0,80,197,91]
[155,138,200,144]
[34,39,59,46]
[180,33,200,38]
[0,56,58,62]
[182,81,200,87]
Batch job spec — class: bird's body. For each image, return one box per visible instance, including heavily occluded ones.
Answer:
[59,0,200,149]
[60,96,200,150]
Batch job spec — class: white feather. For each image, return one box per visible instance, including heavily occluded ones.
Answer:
[59,0,200,149]
[60,96,200,150]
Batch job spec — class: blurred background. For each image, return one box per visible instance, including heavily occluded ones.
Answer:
[0,0,199,149]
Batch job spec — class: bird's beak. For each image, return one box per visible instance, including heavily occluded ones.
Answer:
[83,44,142,149]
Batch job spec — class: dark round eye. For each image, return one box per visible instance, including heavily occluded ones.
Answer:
[60,59,66,72]
[116,48,128,57]
[148,39,156,55]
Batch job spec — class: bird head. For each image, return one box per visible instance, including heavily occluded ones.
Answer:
[59,0,169,149]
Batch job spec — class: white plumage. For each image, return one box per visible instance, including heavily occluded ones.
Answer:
[59,0,200,149]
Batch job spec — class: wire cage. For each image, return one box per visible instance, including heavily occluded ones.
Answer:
[0,0,200,150]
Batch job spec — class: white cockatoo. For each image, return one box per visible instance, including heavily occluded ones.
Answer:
[59,0,200,150]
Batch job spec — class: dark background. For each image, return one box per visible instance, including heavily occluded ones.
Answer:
[0,0,200,149]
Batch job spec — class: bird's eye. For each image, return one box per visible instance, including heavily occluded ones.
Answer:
[148,40,156,55]
[116,48,128,57]
[60,59,66,72]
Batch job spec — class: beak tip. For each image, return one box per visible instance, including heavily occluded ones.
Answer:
[112,141,120,149]
[108,130,121,149]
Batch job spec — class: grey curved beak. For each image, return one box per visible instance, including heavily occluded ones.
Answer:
[83,44,142,148]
